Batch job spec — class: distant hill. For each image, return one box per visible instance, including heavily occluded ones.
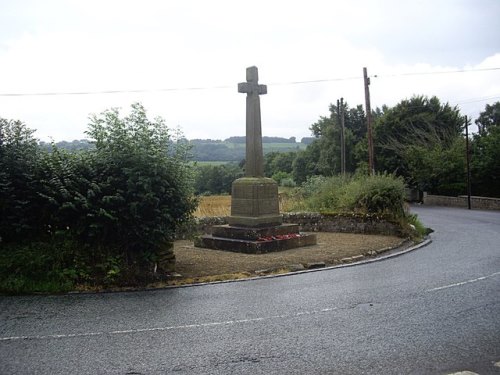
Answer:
[40,136,309,162]
[224,136,297,144]
[189,136,306,161]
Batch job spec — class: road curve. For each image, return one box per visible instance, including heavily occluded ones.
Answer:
[0,206,499,374]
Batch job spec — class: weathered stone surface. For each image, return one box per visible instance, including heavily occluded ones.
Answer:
[195,233,317,254]
[238,66,267,178]
[305,261,326,269]
[288,264,306,272]
[229,177,281,227]
[340,255,365,263]
[212,223,300,240]
[185,213,408,240]
[282,212,404,236]
[255,263,305,275]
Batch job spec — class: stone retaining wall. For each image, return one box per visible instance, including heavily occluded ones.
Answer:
[283,213,404,236]
[423,194,500,210]
[181,212,406,239]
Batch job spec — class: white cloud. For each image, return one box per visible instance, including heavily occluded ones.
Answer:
[0,0,499,141]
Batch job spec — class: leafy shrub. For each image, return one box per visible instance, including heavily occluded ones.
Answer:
[271,171,297,187]
[280,177,296,188]
[0,118,45,242]
[0,236,81,294]
[79,103,197,266]
[0,103,198,291]
[339,174,406,218]
[298,174,407,220]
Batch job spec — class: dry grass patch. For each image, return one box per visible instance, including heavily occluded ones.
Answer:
[195,195,231,217]
[173,232,404,280]
[195,193,296,218]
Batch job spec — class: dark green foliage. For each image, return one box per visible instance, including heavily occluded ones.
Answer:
[471,107,500,197]
[309,102,368,175]
[0,235,130,294]
[194,163,243,195]
[475,102,500,136]
[292,145,321,184]
[374,95,463,185]
[0,119,45,242]
[404,137,466,195]
[0,103,197,293]
[264,151,296,177]
[82,103,197,260]
[0,238,83,294]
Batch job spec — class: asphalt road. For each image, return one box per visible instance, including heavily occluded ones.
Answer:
[1,206,499,374]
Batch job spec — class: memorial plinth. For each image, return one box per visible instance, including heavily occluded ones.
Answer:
[195,66,316,254]
[229,177,281,227]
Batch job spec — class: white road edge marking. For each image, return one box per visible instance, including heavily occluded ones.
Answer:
[0,307,338,342]
[427,271,500,292]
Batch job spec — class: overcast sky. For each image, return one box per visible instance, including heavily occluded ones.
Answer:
[1,0,499,141]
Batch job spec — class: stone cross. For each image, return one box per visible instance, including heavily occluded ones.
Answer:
[238,66,267,177]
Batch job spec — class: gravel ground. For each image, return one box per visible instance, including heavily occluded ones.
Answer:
[173,232,405,280]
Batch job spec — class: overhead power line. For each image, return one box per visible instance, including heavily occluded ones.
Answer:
[0,67,498,97]
[373,66,500,79]
[0,85,234,97]
[455,94,500,104]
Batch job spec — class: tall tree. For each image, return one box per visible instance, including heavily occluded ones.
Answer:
[475,101,500,135]
[471,102,500,197]
[374,95,464,188]
[308,102,367,176]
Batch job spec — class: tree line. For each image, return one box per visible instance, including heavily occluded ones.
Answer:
[41,136,314,162]
[194,98,500,198]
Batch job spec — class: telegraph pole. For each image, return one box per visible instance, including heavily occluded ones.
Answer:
[465,116,472,210]
[336,99,341,174]
[363,67,375,175]
[340,97,346,175]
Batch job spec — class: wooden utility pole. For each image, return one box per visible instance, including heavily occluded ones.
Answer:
[465,116,472,210]
[363,67,375,175]
[340,97,346,175]
[336,99,340,174]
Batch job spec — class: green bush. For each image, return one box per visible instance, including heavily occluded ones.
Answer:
[0,118,46,242]
[298,174,407,220]
[340,174,406,218]
[0,103,198,292]
[0,237,81,294]
[280,177,296,188]
[272,171,296,186]
[0,233,135,294]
